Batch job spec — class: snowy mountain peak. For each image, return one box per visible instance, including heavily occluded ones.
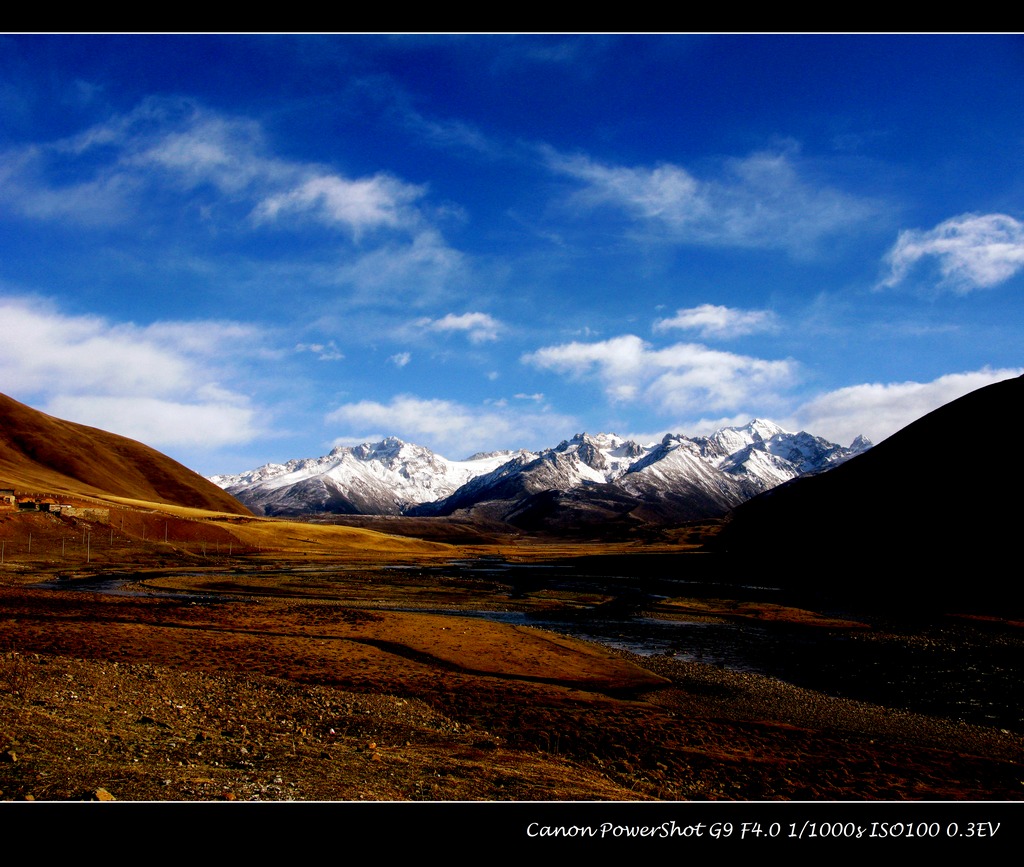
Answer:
[703,419,787,458]
[736,418,790,441]
[560,431,623,448]
[214,437,519,517]
[539,432,653,481]
[213,419,869,521]
[351,435,410,462]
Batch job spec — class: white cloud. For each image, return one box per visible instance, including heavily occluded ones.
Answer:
[254,173,427,238]
[791,367,1024,446]
[525,335,648,381]
[0,294,262,450]
[523,334,797,415]
[44,395,258,449]
[414,311,503,343]
[653,304,779,339]
[1,301,187,396]
[880,213,1024,293]
[546,146,878,254]
[325,394,575,456]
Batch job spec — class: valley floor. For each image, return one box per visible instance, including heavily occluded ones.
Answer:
[1,550,1022,803]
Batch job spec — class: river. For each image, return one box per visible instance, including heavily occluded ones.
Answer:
[45,561,1024,734]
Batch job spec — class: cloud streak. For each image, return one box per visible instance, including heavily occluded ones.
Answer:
[523,334,797,414]
[1,97,457,264]
[295,341,344,361]
[546,146,879,254]
[879,213,1024,293]
[254,173,427,238]
[653,304,779,339]
[332,230,466,306]
[414,311,503,343]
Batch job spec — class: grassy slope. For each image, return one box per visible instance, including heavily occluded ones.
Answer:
[0,392,249,515]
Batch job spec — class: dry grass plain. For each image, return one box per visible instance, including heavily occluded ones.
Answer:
[0,505,1022,803]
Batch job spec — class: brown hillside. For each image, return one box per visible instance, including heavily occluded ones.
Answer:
[0,393,250,515]
[716,374,1023,606]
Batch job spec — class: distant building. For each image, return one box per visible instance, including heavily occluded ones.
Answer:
[17,497,58,512]
[15,497,64,513]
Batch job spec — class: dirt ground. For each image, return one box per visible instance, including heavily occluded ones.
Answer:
[1,548,1022,803]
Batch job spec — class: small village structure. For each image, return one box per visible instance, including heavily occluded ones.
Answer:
[0,486,109,522]
[16,497,59,512]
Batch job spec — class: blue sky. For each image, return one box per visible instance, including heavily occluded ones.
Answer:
[2,34,1023,475]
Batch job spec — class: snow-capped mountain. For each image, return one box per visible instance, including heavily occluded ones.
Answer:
[210,436,526,516]
[417,421,868,526]
[407,433,649,522]
[212,422,869,523]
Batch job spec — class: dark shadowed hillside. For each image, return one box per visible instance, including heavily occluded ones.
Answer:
[0,393,251,515]
[716,375,1023,607]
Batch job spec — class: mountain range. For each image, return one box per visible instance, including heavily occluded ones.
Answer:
[212,420,870,528]
[4,372,1018,602]
[210,438,527,517]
